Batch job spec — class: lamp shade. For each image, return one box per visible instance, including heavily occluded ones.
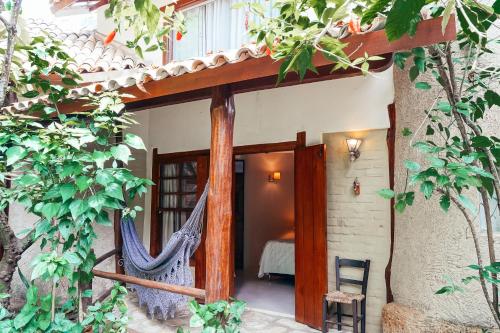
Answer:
[346,138,362,152]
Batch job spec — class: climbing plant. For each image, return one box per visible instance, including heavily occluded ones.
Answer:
[249,0,500,329]
[0,35,151,331]
[0,1,153,331]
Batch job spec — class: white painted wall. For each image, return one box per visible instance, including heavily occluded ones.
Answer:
[137,68,395,250]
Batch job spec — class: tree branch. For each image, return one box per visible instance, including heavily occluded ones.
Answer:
[438,189,500,327]
[0,0,23,107]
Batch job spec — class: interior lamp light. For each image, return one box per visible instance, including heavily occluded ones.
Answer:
[346,138,362,162]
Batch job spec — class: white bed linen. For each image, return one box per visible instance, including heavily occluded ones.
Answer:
[258,239,295,278]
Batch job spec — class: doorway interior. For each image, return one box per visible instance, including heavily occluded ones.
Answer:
[233,151,296,316]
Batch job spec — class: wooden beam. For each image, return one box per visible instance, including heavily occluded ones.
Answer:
[53,16,454,114]
[125,55,393,112]
[205,85,235,302]
[94,248,120,266]
[50,0,77,13]
[88,0,108,11]
[92,269,206,299]
[385,103,396,303]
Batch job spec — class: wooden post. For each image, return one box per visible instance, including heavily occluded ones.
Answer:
[206,85,235,303]
[384,103,396,303]
[114,130,125,274]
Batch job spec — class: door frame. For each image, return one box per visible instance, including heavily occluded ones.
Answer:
[149,131,327,324]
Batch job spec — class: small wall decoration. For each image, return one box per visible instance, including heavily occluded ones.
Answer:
[353,177,361,196]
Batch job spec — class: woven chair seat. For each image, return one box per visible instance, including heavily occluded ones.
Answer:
[325,290,365,304]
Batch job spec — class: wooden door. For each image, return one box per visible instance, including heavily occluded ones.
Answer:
[294,144,327,329]
[194,155,209,290]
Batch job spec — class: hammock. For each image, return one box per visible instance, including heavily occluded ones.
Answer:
[120,184,209,319]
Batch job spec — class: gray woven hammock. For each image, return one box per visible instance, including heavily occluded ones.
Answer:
[120,184,209,319]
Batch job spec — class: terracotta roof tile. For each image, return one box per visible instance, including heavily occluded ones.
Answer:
[6,44,267,112]
[26,19,146,73]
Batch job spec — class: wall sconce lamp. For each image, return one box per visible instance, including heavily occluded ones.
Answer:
[268,171,281,183]
[346,138,362,162]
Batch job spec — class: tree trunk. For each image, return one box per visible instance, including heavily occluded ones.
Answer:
[0,0,23,107]
[0,212,35,309]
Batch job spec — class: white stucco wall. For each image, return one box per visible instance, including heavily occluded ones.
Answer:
[137,68,394,250]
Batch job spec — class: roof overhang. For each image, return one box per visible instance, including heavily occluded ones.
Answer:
[18,16,457,114]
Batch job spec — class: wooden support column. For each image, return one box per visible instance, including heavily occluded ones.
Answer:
[114,130,125,274]
[206,85,235,303]
[384,103,396,303]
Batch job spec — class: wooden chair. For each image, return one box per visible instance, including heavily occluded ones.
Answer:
[322,256,370,333]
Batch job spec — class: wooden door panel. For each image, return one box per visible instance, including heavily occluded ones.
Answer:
[194,155,209,290]
[294,144,327,329]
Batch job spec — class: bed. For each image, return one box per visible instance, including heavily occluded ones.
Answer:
[258,239,295,278]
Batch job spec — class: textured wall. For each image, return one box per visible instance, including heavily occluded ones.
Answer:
[323,130,391,333]
[242,152,295,275]
[391,59,500,327]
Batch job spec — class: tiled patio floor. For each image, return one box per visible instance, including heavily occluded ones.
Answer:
[126,293,323,333]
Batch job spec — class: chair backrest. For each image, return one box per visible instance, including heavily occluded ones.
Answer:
[335,256,370,296]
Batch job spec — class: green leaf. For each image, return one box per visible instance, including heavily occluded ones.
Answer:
[58,220,72,241]
[420,181,434,199]
[377,188,395,199]
[361,0,390,25]
[458,195,477,214]
[428,157,445,168]
[105,183,124,201]
[88,194,106,213]
[41,203,61,220]
[111,144,131,164]
[96,211,111,226]
[16,174,40,186]
[415,82,431,90]
[69,199,88,219]
[494,0,500,14]
[409,66,419,82]
[13,308,36,329]
[6,146,27,166]
[439,194,450,211]
[404,160,421,172]
[124,133,146,150]
[485,90,500,108]
[92,151,108,169]
[76,176,92,192]
[471,136,492,148]
[60,183,77,203]
[402,127,412,136]
[385,0,425,41]
[405,191,415,206]
[63,252,82,265]
[22,90,39,98]
[395,199,406,213]
[62,77,78,86]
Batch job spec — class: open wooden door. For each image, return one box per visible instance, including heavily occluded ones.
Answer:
[294,144,327,329]
[194,155,209,290]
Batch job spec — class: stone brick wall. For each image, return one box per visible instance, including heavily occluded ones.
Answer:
[323,130,391,333]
